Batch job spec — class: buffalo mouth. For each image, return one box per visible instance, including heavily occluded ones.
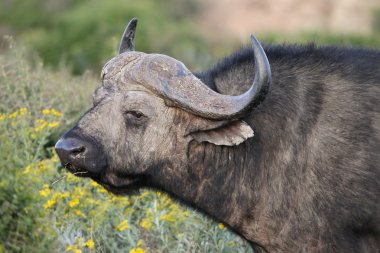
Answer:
[62,160,145,195]
[63,162,106,179]
[92,174,145,195]
[64,163,90,176]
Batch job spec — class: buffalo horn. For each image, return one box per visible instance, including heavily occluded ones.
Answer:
[119,18,138,54]
[158,35,271,119]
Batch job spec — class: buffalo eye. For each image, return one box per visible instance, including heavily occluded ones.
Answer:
[124,110,147,126]
[127,111,143,118]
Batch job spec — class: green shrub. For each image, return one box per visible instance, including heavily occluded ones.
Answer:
[0,0,211,74]
[0,39,96,252]
[0,106,60,252]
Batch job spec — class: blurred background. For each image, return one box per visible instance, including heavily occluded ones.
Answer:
[0,1,379,252]
[1,0,379,74]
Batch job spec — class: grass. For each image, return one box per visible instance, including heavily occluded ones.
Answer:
[0,39,252,252]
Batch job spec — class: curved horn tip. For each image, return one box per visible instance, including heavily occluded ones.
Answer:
[250,34,271,82]
[119,18,138,54]
[127,17,138,31]
[249,34,258,45]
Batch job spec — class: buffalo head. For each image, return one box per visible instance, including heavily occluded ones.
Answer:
[55,18,271,195]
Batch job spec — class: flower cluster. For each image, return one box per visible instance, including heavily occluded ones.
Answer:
[66,238,95,253]
[0,107,63,142]
[0,107,27,123]
[34,108,62,132]
[3,107,28,119]
[42,108,63,117]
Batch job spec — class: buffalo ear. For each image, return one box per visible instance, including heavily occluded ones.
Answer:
[190,120,254,146]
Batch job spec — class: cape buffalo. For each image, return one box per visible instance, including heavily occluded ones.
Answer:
[55,18,380,252]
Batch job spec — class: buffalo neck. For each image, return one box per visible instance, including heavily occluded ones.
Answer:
[147,134,264,238]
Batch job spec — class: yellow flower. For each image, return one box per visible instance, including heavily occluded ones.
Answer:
[23,165,31,174]
[66,245,74,251]
[169,203,179,211]
[69,198,79,207]
[74,210,85,218]
[51,108,63,117]
[58,192,70,199]
[140,191,150,197]
[51,154,59,163]
[90,181,100,187]
[39,184,51,198]
[157,194,172,209]
[163,197,171,205]
[36,159,49,172]
[34,119,47,132]
[42,109,51,115]
[19,107,28,116]
[0,113,5,121]
[116,220,129,231]
[42,108,62,117]
[83,239,95,249]
[48,121,60,128]
[130,247,145,253]
[97,187,107,193]
[8,111,18,119]
[140,218,153,230]
[218,223,225,229]
[43,199,56,209]
[73,250,82,253]
[137,240,143,247]
[160,213,176,222]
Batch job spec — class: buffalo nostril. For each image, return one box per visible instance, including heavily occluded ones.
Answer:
[70,146,86,157]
